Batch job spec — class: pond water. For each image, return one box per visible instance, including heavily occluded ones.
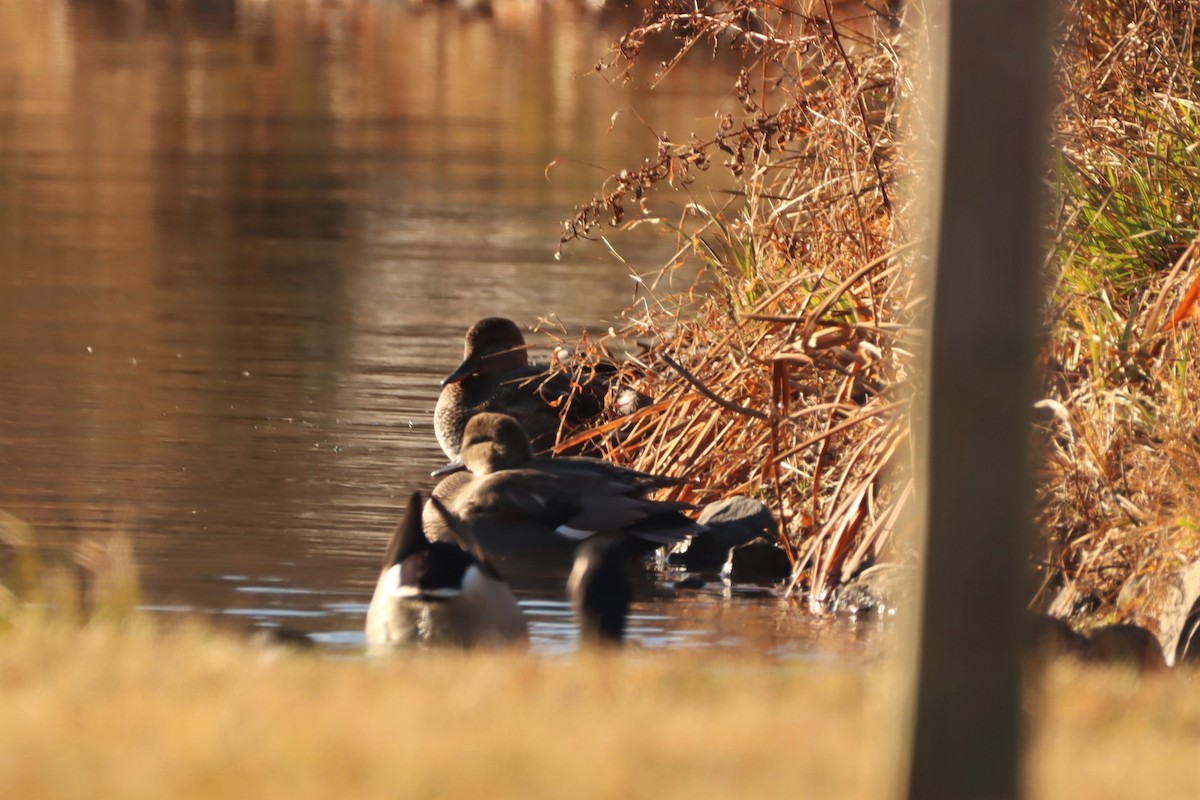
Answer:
[0,0,878,657]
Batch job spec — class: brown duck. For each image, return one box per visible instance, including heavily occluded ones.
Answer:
[429,412,703,565]
[433,317,614,462]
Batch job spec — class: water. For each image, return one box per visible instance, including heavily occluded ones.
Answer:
[0,0,876,657]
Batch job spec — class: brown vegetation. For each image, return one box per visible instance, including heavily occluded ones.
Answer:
[557,0,916,609]
[4,518,1200,800]
[6,3,1200,788]
[1035,0,1200,650]
[555,0,1200,651]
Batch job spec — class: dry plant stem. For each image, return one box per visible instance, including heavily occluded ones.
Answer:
[766,374,796,563]
[798,244,920,342]
[811,479,870,606]
[660,353,768,421]
[1031,0,1200,633]
[554,0,918,603]
[845,473,912,578]
[826,420,884,517]
[1146,233,1200,336]
[771,401,901,465]
[821,0,892,230]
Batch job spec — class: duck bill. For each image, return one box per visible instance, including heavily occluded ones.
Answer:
[440,356,479,386]
[431,459,467,478]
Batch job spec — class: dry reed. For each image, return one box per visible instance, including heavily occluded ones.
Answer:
[553,0,1200,640]
[554,0,919,608]
[1033,0,1200,637]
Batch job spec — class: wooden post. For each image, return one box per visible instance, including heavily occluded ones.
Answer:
[906,1,1054,797]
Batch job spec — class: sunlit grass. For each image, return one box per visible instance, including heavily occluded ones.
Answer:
[4,501,1199,800]
[0,617,895,800]
[0,511,897,799]
[0,614,1198,800]
[1033,1,1200,635]
[1028,661,1200,800]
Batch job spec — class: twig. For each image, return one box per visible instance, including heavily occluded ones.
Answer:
[660,352,769,420]
[800,240,922,341]
[771,401,902,464]
[821,0,893,217]
[1143,233,1200,338]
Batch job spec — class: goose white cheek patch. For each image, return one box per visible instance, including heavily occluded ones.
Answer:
[381,565,403,595]
[415,588,463,600]
[383,565,466,601]
[555,525,595,541]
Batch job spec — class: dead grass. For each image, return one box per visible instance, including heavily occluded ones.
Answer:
[1028,660,1200,800]
[0,512,901,800]
[555,0,918,609]
[0,618,894,800]
[549,0,1200,637]
[1034,0,1200,631]
[0,615,1198,800]
[4,511,1198,798]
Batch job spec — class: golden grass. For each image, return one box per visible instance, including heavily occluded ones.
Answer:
[1028,662,1200,800]
[0,619,895,800]
[4,512,1197,799]
[0,617,1198,800]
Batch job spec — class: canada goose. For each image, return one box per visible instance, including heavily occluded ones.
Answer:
[365,491,527,649]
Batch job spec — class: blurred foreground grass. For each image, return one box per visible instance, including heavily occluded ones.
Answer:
[0,619,893,800]
[3,517,1200,799]
[0,614,1198,800]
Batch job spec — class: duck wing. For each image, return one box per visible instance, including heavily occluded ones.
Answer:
[560,475,692,532]
[527,455,684,494]
[451,468,584,530]
[457,468,691,539]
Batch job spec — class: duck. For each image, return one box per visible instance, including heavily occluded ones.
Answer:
[568,534,634,644]
[431,412,703,566]
[365,490,528,649]
[421,468,472,543]
[433,317,612,462]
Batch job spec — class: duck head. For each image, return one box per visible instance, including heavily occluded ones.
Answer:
[459,412,535,474]
[441,317,529,385]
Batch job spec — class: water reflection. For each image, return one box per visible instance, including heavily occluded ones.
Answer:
[0,0,873,655]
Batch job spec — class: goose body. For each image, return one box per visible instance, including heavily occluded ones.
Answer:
[366,491,527,649]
